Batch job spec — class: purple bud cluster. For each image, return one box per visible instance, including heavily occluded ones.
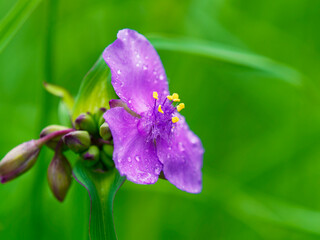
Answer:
[0,107,115,202]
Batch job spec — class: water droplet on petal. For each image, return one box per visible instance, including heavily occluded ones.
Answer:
[117,70,121,74]
[155,167,161,175]
[118,158,122,163]
[136,63,140,67]
[135,156,140,162]
[153,70,157,75]
[159,74,164,80]
[128,157,132,162]
[168,146,172,151]
[178,142,185,152]
[143,65,148,70]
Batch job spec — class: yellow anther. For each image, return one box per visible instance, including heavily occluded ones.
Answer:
[167,93,180,102]
[158,105,164,114]
[177,103,185,112]
[172,116,179,123]
[167,95,173,100]
[172,93,179,99]
[153,91,158,100]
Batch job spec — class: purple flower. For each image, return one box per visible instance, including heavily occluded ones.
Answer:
[103,29,204,193]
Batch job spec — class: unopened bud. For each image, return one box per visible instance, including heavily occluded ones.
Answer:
[81,145,100,167]
[75,113,97,134]
[40,125,69,150]
[99,122,112,140]
[0,140,41,183]
[101,145,114,168]
[47,152,72,202]
[62,131,91,153]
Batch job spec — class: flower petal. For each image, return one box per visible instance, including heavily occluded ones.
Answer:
[104,107,162,184]
[157,115,204,193]
[103,29,169,114]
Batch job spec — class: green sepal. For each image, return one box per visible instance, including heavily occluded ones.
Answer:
[73,161,125,240]
[72,55,117,120]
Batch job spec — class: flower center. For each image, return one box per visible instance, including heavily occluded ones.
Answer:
[138,91,185,143]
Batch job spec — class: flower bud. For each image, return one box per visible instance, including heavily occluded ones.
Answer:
[40,125,69,150]
[62,131,91,153]
[47,152,72,202]
[81,145,100,167]
[101,145,114,169]
[99,122,112,140]
[0,140,41,183]
[75,113,97,134]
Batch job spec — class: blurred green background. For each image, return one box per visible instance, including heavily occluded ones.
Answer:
[1,0,320,239]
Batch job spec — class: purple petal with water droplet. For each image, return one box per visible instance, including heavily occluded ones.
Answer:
[103,29,169,114]
[104,107,162,184]
[157,114,204,193]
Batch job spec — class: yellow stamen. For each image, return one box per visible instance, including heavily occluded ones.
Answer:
[158,105,164,114]
[172,116,179,123]
[153,91,158,100]
[167,93,180,102]
[177,103,185,112]
[172,93,179,99]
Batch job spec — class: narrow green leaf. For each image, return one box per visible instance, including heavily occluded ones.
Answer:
[0,0,42,53]
[73,162,125,240]
[72,55,116,120]
[148,35,302,85]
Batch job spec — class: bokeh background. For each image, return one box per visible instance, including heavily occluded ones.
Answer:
[1,0,320,239]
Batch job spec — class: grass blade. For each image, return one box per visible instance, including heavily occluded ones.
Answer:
[0,0,42,53]
[149,35,302,85]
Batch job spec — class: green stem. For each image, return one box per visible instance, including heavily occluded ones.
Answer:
[73,162,125,240]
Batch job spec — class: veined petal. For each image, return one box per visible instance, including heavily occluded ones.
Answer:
[103,29,169,114]
[157,115,204,193]
[104,107,162,184]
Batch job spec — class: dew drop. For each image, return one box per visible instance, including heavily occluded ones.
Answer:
[128,157,132,162]
[143,65,148,70]
[118,158,122,163]
[154,167,161,175]
[128,99,132,104]
[153,70,157,75]
[167,154,171,159]
[159,74,164,80]
[117,69,121,74]
[178,142,185,152]
[135,155,141,162]
[136,63,140,67]
[168,146,172,151]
